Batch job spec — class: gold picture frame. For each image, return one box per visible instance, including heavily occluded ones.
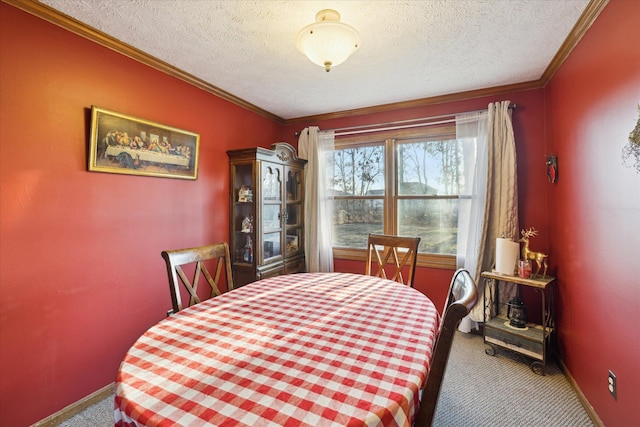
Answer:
[89,106,200,179]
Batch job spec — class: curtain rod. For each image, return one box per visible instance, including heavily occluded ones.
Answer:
[295,104,516,137]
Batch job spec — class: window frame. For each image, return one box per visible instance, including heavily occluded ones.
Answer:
[331,124,458,270]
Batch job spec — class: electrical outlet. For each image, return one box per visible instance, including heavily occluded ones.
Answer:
[608,370,617,400]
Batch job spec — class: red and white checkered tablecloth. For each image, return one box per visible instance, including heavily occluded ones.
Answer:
[114,272,439,427]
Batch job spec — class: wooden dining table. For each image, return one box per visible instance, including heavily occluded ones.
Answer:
[114,272,440,427]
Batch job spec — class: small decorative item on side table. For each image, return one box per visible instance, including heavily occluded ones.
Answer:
[517,259,532,279]
[495,236,519,276]
[506,295,528,328]
[519,227,548,278]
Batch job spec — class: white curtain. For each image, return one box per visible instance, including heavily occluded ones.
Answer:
[456,111,489,278]
[457,101,519,327]
[455,111,488,332]
[298,127,335,272]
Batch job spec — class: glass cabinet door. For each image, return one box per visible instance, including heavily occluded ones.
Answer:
[263,232,281,260]
[263,204,281,232]
[286,229,302,256]
[285,166,303,257]
[262,163,282,202]
[261,162,284,260]
[286,168,302,202]
[285,204,299,226]
[232,163,255,265]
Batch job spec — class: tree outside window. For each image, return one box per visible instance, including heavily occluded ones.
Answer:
[328,125,464,268]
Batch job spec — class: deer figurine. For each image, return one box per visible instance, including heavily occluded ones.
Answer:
[519,228,549,278]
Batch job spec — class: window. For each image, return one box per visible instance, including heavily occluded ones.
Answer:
[329,125,463,269]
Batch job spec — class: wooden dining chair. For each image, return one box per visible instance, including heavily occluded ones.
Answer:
[414,269,478,427]
[161,242,234,315]
[365,233,421,287]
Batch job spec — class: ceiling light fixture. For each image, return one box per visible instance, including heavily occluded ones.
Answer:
[295,9,360,72]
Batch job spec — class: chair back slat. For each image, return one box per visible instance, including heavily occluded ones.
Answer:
[366,234,421,287]
[162,243,233,315]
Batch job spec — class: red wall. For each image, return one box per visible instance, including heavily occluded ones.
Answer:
[282,89,549,310]
[0,4,282,426]
[545,1,640,425]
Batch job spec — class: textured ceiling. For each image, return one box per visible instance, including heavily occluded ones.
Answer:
[40,0,591,120]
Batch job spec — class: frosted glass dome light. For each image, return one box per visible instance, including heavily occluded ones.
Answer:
[296,9,360,72]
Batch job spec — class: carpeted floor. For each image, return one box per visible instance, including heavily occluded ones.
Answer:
[58,332,593,426]
[432,332,594,426]
[57,394,114,427]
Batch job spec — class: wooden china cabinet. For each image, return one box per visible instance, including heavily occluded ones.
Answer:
[227,143,307,287]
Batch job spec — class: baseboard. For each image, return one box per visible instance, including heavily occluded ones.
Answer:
[32,382,114,427]
[556,358,604,427]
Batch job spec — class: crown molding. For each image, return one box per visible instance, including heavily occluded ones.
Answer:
[284,80,542,124]
[540,0,609,84]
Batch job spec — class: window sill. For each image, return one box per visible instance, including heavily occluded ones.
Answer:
[332,248,456,270]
